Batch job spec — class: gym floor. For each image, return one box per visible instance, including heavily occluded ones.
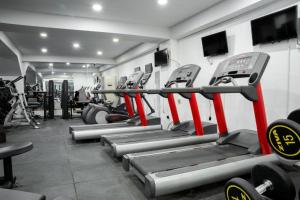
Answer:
[1,118,227,200]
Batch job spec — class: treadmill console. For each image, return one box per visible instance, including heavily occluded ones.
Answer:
[165,64,200,88]
[140,64,153,87]
[116,76,128,89]
[126,71,144,89]
[210,52,270,86]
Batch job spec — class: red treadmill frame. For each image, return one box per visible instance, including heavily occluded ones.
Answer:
[167,94,180,125]
[167,93,205,135]
[213,93,228,136]
[135,93,148,126]
[124,94,134,117]
[211,83,271,155]
[189,94,204,136]
[252,83,271,155]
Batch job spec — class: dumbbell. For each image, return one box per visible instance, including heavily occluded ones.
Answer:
[225,163,296,200]
[266,112,300,166]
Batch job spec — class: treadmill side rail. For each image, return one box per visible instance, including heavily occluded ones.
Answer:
[72,125,162,140]
[144,154,279,197]
[112,134,219,157]
[69,122,127,133]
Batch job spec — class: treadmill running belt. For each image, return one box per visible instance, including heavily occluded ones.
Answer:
[131,144,249,176]
[110,130,188,144]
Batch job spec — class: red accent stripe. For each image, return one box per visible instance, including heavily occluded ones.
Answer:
[213,93,228,136]
[253,83,271,155]
[124,94,134,117]
[135,93,148,126]
[189,94,204,136]
[167,94,180,125]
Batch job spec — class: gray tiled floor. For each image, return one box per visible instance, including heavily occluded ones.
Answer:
[2,118,229,200]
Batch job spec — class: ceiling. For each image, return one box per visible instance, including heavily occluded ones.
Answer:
[0,40,21,76]
[0,0,224,27]
[32,62,99,76]
[0,0,225,75]
[3,27,145,58]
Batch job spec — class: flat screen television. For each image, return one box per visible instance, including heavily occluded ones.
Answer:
[134,67,141,72]
[155,49,169,67]
[251,6,298,45]
[202,31,229,57]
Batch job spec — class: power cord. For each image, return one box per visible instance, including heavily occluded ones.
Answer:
[208,100,212,121]
[286,39,292,115]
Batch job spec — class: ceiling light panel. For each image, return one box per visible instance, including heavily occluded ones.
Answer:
[92,4,102,12]
[73,42,80,49]
[40,32,48,38]
[113,38,119,43]
[158,0,168,6]
[41,48,48,53]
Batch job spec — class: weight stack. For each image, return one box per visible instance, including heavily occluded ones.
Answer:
[48,80,55,119]
[61,80,69,119]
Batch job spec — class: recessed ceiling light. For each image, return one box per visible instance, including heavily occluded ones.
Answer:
[97,51,103,55]
[82,65,86,68]
[64,73,66,75]
[92,3,102,12]
[41,48,48,53]
[51,71,55,75]
[157,0,168,6]
[49,63,53,67]
[66,62,70,66]
[113,38,119,43]
[40,32,48,38]
[73,42,80,49]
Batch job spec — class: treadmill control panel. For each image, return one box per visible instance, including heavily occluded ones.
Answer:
[126,71,144,89]
[116,76,127,89]
[165,64,200,88]
[210,52,270,86]
[140,64,153,87]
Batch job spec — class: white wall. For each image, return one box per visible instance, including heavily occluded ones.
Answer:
[72,73,95,91]
[103,1,300,132]
[102,48,160,118]
[177,2,300,131]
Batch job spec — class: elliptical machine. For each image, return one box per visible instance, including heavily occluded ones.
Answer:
[83,76,131,124]
[1,76,39,129]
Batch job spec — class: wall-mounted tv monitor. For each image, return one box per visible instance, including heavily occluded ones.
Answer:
[251,6,298,45]
[134,67,141,72]
[202,31,229,57]
[155,49,169,67]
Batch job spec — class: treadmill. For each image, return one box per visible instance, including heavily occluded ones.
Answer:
[71,65,162,141]
[123,52,279,197]
[101,64,218,157]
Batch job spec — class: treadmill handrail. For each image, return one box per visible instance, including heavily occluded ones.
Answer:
[93,85,257,101]
[154,86,257,101]
[201,86,258,101]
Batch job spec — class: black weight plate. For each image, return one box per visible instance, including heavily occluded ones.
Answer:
[267,119,300,160]
[288,109,300,125]
[225,178,263,200]
[252,163,296,200]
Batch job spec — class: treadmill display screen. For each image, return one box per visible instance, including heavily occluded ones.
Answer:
[227,56,253,71]
[126,71,143,88]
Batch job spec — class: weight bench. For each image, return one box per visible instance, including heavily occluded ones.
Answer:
[0,188,72,200]
[0,142,33,188]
